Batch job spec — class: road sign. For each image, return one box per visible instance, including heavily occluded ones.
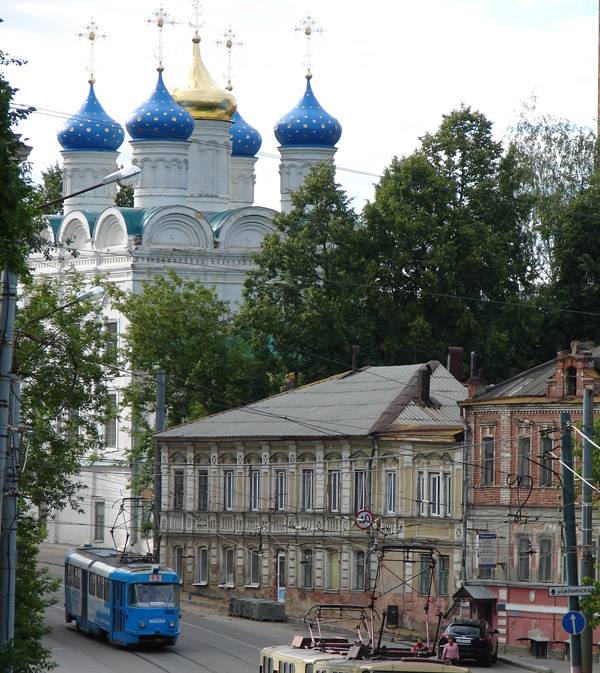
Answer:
[354,509,374,530]
[549,585,594,598]
[562,610,586,635]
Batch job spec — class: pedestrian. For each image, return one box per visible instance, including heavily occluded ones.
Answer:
[442,635,460,665]
[412,640,427,656]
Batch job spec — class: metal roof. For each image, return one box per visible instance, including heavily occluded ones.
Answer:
[454,584,496,601]
[473,360,556,401]
[157,362,467,441]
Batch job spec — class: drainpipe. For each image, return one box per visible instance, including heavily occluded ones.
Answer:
[460,411,470,583]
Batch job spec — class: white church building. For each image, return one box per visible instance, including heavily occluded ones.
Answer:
[34,25,342,550]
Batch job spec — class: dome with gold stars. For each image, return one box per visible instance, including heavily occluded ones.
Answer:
[127,69,194,141]
[171,35,236,121]
[58,81,124,151]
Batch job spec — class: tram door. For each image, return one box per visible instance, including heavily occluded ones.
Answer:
[81,570,88,621]
[276,551,286,604]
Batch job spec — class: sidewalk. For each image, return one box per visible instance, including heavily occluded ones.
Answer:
[499,654,572,673]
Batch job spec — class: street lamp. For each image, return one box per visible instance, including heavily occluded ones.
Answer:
[39,165,141,211]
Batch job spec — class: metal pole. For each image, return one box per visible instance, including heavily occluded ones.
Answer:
[153,370,166,563]
[461,418,470,581]
[561,412,583,673]
[0,377,20,649]
[581,388,594,673]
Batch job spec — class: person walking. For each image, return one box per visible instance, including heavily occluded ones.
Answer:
[442,635,460,665]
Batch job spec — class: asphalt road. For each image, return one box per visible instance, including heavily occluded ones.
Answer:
[39,546,528,673]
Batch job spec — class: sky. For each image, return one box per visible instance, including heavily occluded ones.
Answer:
[2,0,598,211]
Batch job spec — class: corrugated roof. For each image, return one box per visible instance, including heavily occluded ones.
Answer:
[157,363,467,441]
[473,360,556,401]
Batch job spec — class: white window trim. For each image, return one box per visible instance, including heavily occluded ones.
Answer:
[385,470,397,514]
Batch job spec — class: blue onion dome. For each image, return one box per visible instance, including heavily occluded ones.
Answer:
[230,108,262,157]
[274,75,342,147]
[126,69,194,141]
[58,80,124,151]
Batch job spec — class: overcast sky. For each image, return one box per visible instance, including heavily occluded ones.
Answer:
[2,0,598,211]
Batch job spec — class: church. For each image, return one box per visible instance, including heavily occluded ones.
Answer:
[34,19,342,549]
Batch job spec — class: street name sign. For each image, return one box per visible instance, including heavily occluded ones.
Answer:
[562,610,586,635]
[548,586,594,598]
[476,532,497,568]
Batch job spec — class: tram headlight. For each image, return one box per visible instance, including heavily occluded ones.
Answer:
[169,621,175,628]
[139,621,146,628]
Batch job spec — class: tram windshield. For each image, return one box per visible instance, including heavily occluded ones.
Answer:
[128,583,179,607]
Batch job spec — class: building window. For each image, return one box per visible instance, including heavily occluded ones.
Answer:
[173,545,184,579]
[196,546,208,585]
[328,470,340,513]
[325,549,340,591]
[275,470,286,511]
[417,471,425,516]
[105,320,118,356]
[250,470,260,511]
[478,566,494,580]
[419,554,433,595]
[482,436,494,485]
[352,550,366,591]
[538,538,552,583]
[223,470,234,511]
[444,473,451,516]
[198,470,209,511]
[103,393,117,448]
[354,470,366,512]
[429,472,441,516]
[302,470,314,511]
[517,436,531,478]
[540,435,553,486]
[438,555,449,595]
[221,547,235,586]
[385,471,396,514]
[173,469,185,510]
[245,549,261,586]
[94,501,105,542]
[517,536,531,581]
[566,366,577,396]
[300,549,313,589]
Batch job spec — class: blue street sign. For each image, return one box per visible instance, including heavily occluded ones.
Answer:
[562,610,586,635]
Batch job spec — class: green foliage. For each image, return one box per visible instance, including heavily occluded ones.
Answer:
[237,162,367,383]
[112,272,269,487]
[16,273,117,514]
[116,182,134,207]
[0,45,46,274]
[38,162,63,215]
[0,517,58,673]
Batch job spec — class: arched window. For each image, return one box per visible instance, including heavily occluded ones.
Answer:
[300,549,313,589]
[196,546,209,585]
[325,549,340,591]
[245,549,261,586]
[517,537,531,581]
[220,547,235,586]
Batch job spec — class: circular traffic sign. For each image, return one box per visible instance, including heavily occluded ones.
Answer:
[562,610,586,635]
[354,509,374,530]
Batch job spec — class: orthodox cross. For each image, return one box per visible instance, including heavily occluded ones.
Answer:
[146,6,178,71]
[77,19,107,83]
[189,0,204,38]
[216,26,244,91]
[294,12,323,79]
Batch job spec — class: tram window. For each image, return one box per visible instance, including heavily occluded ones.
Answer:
[89,573,96,597]
[128,583,178,607]
[74,567,81,590]
[96,575,104,600]
[104,578,110,601]
[66,564,73,587]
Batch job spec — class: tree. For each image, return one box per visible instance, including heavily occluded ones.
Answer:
[116,182,134,207]
[508,99,597,278]
[360,106,540,381]
[0,42,45,275]
[112,272,267,488]
[38,162,62,214]
[0,273,116,672]
[237,162,368,384]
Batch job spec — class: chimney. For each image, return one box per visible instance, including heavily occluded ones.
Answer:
[285,372,298,391]
[418,365,432,405]
[446,346,464,381]
[351,345,360,372]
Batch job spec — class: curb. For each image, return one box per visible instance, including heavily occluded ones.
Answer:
[498,656,553,673]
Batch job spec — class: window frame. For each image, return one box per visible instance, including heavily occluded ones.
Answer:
[538,537,552,583]
[223,469,234,512]
[438,555,449,595]
[197,469,209,511]
[352,550,366,592]
[353,469,366,513]
[517,536,531,581]
[93,500,105,542]
[300,548,314,589]
[103,393,118,449]
[173,469,185,511]
[325,548,340,591]
[481,436,495,485]
[419,553,433,595]
[302,469,314,512]
[245,548,261,587]
[517,436,531,478]
[429,472,441,517]
[540,436,553,487]
[196,546,209,585]
[249,469,261,512]
[417,471,425,516]
[221,547,235,587]
[385,470,397,514]
[275,469,287,512]
[327,470,340,513]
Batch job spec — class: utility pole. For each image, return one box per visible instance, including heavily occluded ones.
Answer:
[580,388,594,673]
[0,377,20,652]
[153,370,166,563]
[561,412,583,673]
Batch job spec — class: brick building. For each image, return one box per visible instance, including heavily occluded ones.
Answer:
[155,362,467,627]
[461,341,600,650]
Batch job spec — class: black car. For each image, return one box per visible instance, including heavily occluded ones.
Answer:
[437,618,499,666]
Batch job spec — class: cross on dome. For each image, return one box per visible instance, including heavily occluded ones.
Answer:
[146,5,178,72]
[294,12,323,79]
[77,18,107,84]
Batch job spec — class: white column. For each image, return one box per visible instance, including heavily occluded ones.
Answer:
[61,150,118,214]
[229,156,257,208]
[187,120,233,211]
[278,146,337,213]
[131,140,190,208]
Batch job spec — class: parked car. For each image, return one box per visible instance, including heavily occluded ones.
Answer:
[437,618,499,666]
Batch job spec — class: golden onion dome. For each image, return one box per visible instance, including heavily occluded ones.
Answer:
[171,34,236,121]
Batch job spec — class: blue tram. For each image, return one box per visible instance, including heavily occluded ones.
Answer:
[64,546,180,646]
